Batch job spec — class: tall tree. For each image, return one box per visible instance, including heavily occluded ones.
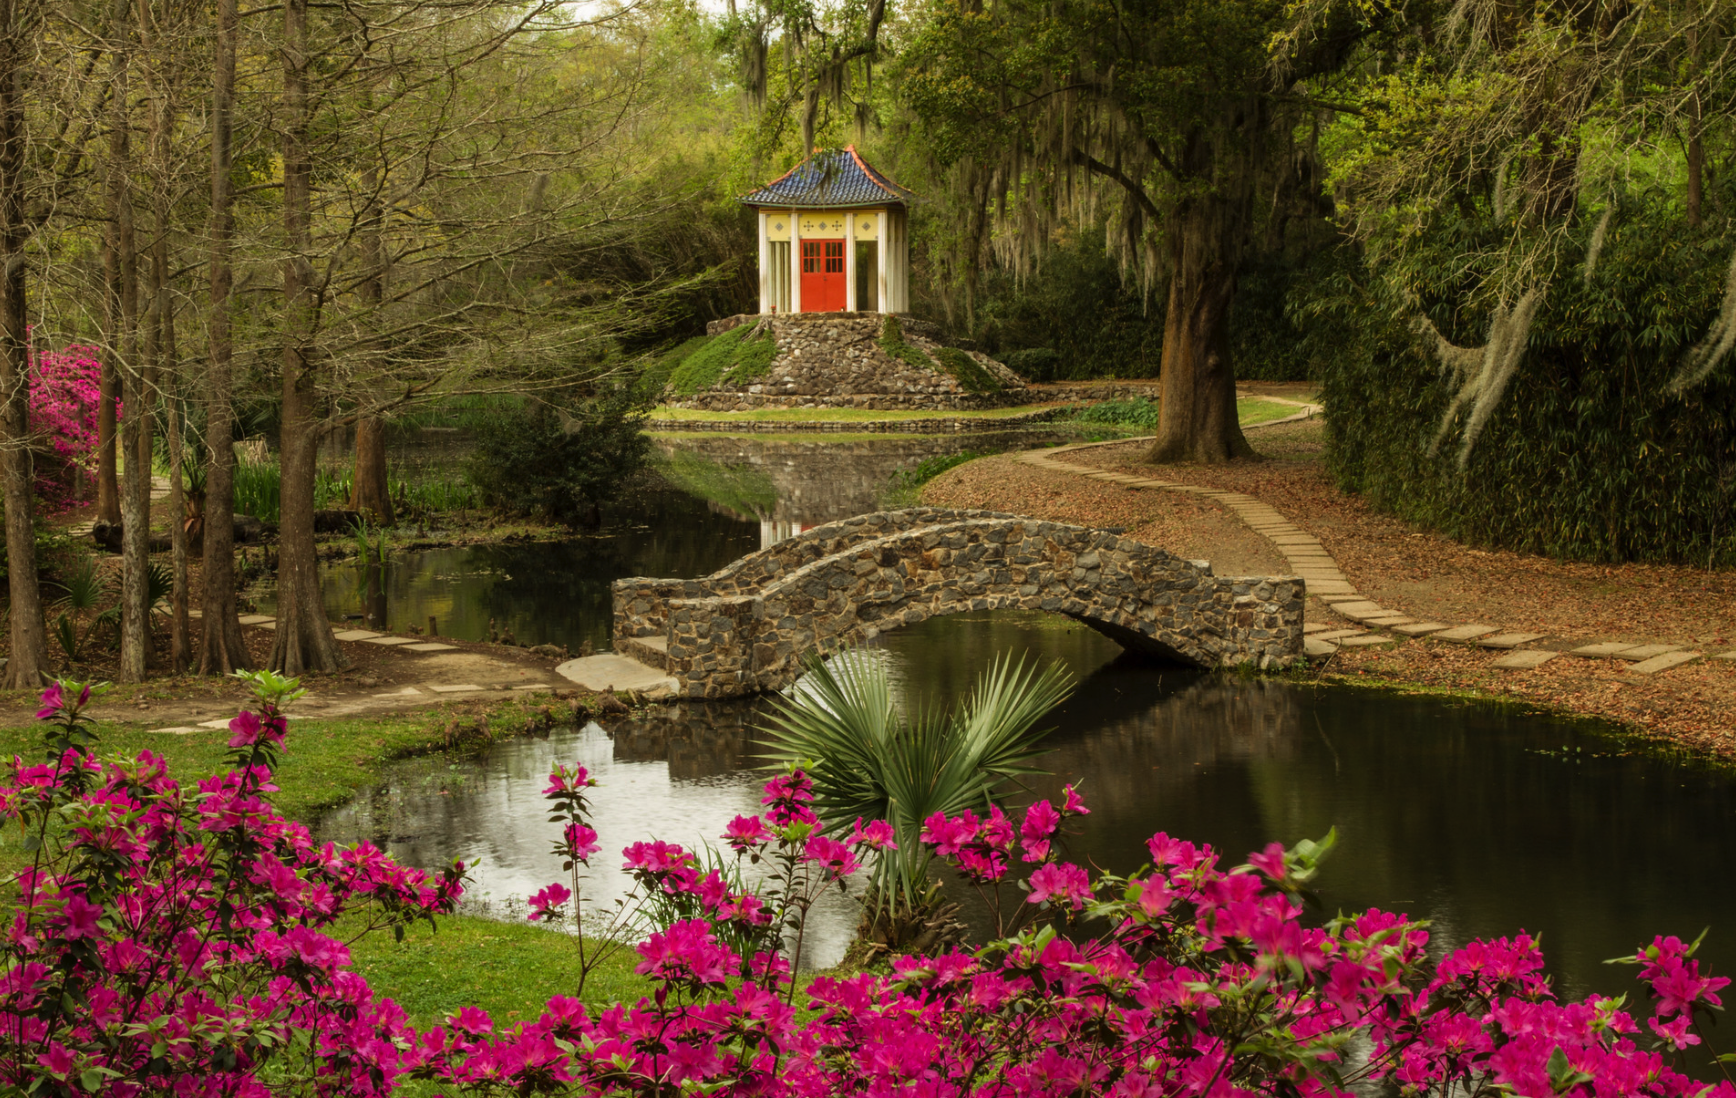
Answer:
[900,0,1362,462]
[0,0,48,688]
[201,0,249,674]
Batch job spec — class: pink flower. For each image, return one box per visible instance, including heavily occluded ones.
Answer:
[1649,1013,1700,1049]
[35,683,64,721]
[724,814,771,850]
[762,770,817,827]
[450,1005,493,1035]
[228,708,286,749]
[543,763,592,796]
[1247,841,1287,880]
[848,818,897,851]
[634,919,738,985]
[1027,862,1092,911]
[528,883,572,921]
[804,834,859,879]
[1061,784,1090,816]
[57,894,104,939]
[921,810,978,857]
[562,824,599,863]
[1021,800,1060,862]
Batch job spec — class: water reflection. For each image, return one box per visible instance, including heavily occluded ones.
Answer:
[318,609,1736,1008]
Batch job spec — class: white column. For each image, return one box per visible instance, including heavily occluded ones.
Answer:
[844,215,857,313]
[876,210,888,315]
[790,210,803,314]
[757,210,769,314]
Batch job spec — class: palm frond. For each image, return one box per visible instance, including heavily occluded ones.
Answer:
[54,557,106,614]
[758,644,1075,920]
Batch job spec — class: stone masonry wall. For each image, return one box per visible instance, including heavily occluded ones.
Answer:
[673,314,1027,411]
[614,510,1305,699]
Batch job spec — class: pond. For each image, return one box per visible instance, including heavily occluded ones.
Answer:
[319,606,1736,1010]
[304,425,1736,1031]
[273,430,1053,650]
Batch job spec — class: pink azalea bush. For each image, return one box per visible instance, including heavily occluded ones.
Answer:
[4,678,1733,1097]
[0,673,463,1096]
[27,342,117,512]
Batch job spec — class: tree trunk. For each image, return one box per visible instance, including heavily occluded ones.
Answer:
[0,0,48,688]
[271,0,342,675]
[350,416,393,523]
[1145,199,1252,465]
[97,260,121,523]
[143,14,188,672]
[349,146,393,524]
[110,25,150,683]
[200,0,249,674]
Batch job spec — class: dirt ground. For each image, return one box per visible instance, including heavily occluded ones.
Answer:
[0,609,576,730]
[926,418,1736,759]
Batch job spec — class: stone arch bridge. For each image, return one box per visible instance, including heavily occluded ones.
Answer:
[586,508,1304,700]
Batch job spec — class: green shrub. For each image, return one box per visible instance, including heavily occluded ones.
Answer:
[1312,201,1736,566]
[878,316,937,372]
[666,325,779,395]
[883,449,995,506]
[931,346,1002,394]
[1069,397,1161,429]
[465,387,653,527]
[1000,348,1061,382]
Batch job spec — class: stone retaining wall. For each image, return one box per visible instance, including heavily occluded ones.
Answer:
[646,408,1066,433]
[613,510,1304,699]
[671,314,1027,411]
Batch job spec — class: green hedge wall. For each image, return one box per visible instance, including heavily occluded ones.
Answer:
[1318,210,1736,567]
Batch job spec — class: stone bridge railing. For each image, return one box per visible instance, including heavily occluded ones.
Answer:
[612,510,1304,699]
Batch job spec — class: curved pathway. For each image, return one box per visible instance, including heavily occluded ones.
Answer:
[1016,418,1736,675]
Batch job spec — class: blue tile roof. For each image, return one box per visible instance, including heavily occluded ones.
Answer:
[740,147,915,209]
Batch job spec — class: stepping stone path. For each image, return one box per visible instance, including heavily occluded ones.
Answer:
[1017,436,1736,677]
[137,614,564,734]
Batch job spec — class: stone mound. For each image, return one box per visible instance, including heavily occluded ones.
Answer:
[667,313,1028,411]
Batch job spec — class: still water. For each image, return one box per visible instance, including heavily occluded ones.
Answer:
[319,607,1736,1006]
[309,428,1736,1021]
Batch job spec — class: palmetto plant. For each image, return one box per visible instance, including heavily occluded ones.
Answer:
[758,648,1073,951]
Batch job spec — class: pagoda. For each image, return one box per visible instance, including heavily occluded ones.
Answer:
[739,147,914,315]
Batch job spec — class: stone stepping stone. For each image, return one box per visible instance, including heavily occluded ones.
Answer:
[429,683,484,692]
[1715,651,1736,661]
[1492,649,1558,670]
[196,718,231,729]
[374,687,425,698]
[1318,592,1367,602]
[1432,625,1497,642]
[1363,614,1415,627]
[361,636,415,646]
[405,642,458,652]
[1303,637,1338,658]
[1302,623,1334,634]
[1476,632,1548,650]
[1339,635,1397,647]
[1570,642,1640,658]
[1312,629,1367,642]
[333,629,381,641]
[1613,644,1683,661]
[147,726,204,735]
[1394,622,1450,636]
[1327,601,1386,620]
[1628,651,1702,674]
[557,653,679,697]
[238,615,274,625]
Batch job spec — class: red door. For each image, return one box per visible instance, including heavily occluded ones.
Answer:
[800,240,847,312]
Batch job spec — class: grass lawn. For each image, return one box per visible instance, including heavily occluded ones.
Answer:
[1237,398,1308,426]
[651,404,1056,422]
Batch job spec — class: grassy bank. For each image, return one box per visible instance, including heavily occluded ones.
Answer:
[0,694,632,1024]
